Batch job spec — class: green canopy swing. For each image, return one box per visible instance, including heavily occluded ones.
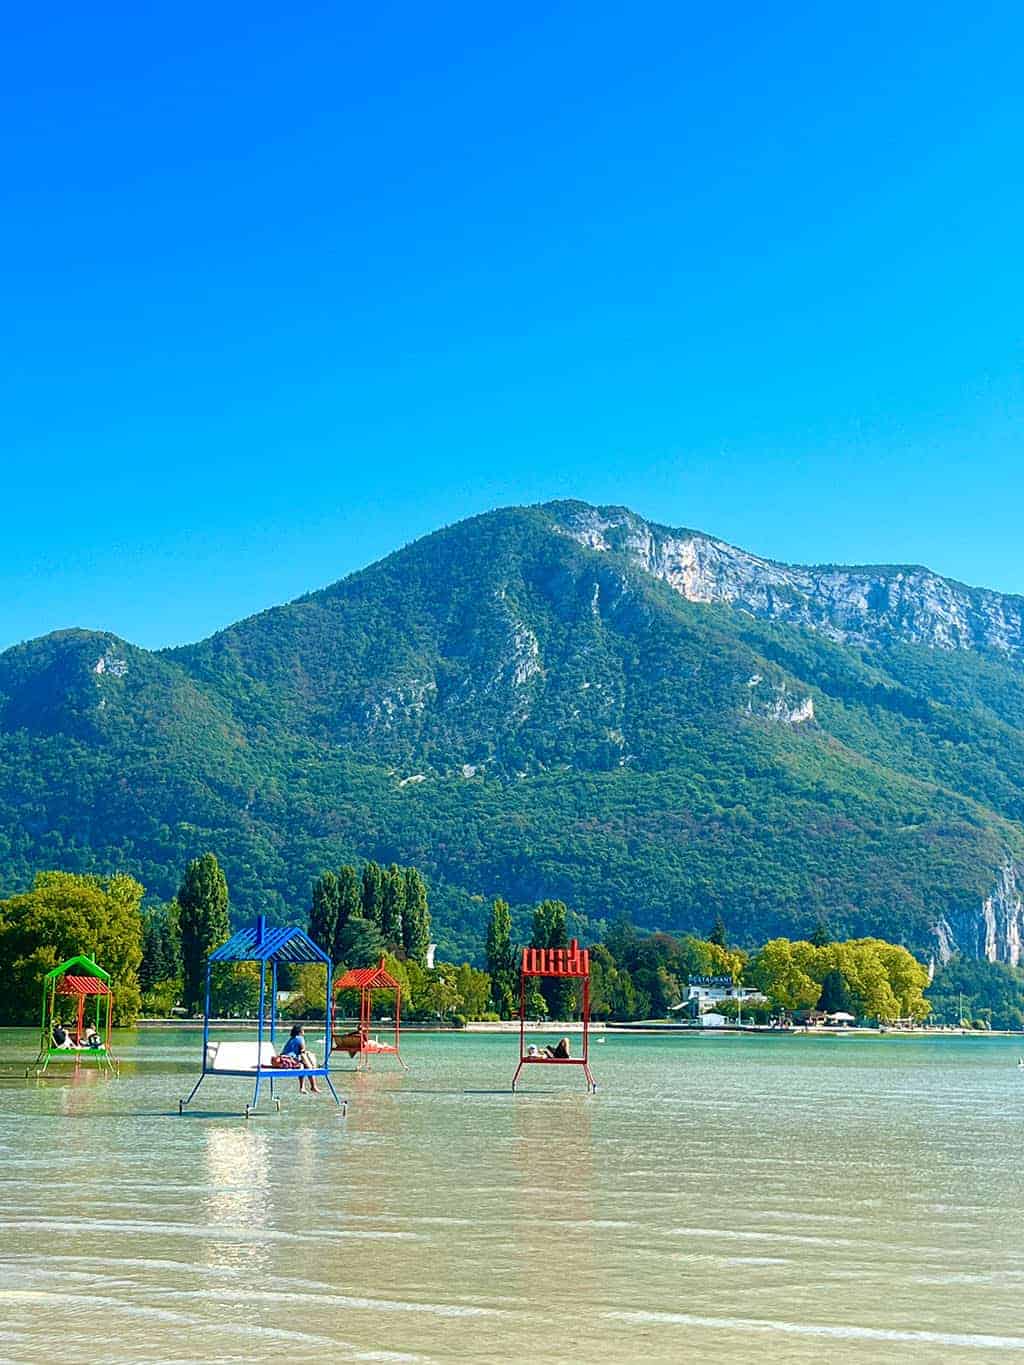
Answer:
[32,955,119,1075]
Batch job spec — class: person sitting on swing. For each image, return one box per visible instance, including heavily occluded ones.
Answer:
[545,1036,571,1059]
[83,1025,102,1049]
[280,1024,321,1094]
[52,1020,77,1049]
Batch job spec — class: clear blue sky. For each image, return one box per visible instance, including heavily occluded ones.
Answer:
[3,2,1022,651]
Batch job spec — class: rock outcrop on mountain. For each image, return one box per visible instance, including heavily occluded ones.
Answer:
[935,860,1024,966]
[551,501,1024,656]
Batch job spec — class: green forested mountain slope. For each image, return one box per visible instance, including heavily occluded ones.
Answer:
[2,504,1022,960]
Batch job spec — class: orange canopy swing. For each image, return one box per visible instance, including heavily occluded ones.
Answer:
[332,957,408,1069]
[512,939,596,1092]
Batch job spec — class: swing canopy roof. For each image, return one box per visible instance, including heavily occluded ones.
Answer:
[521,939,590,979]
[43,955,111,995]
[208,920,329,966]
[335,957,400,992]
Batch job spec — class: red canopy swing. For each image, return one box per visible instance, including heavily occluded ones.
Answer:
[512,939,596,1092]
[332,957,408,1069]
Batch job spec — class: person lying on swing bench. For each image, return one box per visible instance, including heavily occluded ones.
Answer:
[545,1037,571,1058]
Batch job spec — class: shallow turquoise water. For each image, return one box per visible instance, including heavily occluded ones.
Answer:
[1,1028,1023,1363]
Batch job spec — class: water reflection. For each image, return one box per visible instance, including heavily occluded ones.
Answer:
[200,1123,272,1274]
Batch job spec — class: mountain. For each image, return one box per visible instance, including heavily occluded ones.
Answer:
[2,501,1023,963]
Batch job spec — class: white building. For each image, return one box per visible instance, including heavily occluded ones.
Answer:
[669,975,767,1014]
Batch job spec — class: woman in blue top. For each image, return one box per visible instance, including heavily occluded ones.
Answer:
[280,1024,321,1094]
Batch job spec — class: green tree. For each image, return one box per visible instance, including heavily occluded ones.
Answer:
[309,870,341,954]
[401,866,431,966]
[817,967,854,1015]
[708,914,727,948]
[361,862,384,929]
[927,957,1024,1029]
[177,853,230,1016]
[334,865,362,963]
[454,962,492,1019]
[809,918,833,948]
[139,900,179,992]
[380,864,405,947]
[419,963,462,1021]
[485,898,517,1017]
[531,899,572,1020]
[336,915,385,968]
[748,938,820,1011]
[0,871,145,1025]
[211,961,262,1017]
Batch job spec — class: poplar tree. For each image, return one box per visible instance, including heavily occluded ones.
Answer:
[708,914,727,947]
[531,898,572,1020]
[334,865,362,963]
[380,864,406,947]
[177,852,230,1015]
[485,898,517,1017]
[140,900,180,990]
[401,866,431,966]
[308,870,340,953]
[361,862,384,928]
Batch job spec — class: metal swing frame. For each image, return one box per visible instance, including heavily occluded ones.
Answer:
[179,916,345,1117]
[512,938,596,1093]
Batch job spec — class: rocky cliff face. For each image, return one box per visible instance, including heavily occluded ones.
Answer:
[935,860,1024,965]
[549,502,1024,657]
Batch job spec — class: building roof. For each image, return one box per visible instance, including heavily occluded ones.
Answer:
[208,918,329,965]
[43,954,111,986]
[520,939,590,979]
[335,957,400,991]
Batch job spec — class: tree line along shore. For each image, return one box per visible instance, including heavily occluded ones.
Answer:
[1,853,1022,1031]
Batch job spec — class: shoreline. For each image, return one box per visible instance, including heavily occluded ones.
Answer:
[124,1018,1022,1038]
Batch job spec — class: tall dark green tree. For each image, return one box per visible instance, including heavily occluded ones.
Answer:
[309,870,341,953]
[485,897,517,1017]
[708,914,727,948]
[817,968,855,1015]
[334,865,362,963]
[361,861,384,929]
[139,900,180,991]
[401,866,432,966]
[336,915,386,968]
[809,918,833,948]
[177,852,230,1015]
[380,864,406,946]
[531,898,572,1020]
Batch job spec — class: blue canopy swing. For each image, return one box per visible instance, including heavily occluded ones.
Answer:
[178,916,344,1117]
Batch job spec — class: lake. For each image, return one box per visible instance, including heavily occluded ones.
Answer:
[1,1027,1022,1363]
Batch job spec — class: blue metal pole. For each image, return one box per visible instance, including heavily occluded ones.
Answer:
[325,954,334,1062]
[253,950,266,1111]
[270,961,277,1101]
[202,966,212,1071]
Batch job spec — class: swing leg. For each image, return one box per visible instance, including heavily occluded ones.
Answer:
[179,1073,207,1111]
[322,1073,344,1110]
[511,1061,524,1092]
[250,1068,264,1114]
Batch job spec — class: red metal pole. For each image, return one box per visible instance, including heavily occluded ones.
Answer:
[582,977,590,1064]
[519,969,526,1061]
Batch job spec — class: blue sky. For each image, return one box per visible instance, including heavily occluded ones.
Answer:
[3,2,1022,650]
